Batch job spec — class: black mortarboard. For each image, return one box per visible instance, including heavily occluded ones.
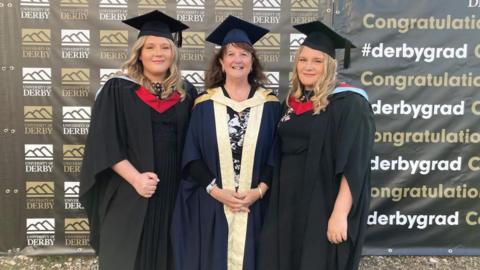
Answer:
[293,20,356,68]
[122,10,189,47]
[206,15,269,46]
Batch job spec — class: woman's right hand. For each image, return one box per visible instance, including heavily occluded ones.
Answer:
[111,160,159,198]
[132,172,159,198]
[210,187,249,212]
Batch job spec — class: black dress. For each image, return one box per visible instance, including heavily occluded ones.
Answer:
[135,107,180,270]
[276,110,314,269]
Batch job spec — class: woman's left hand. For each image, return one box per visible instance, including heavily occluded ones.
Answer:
[237,188,262,209]
[327,213,348,244]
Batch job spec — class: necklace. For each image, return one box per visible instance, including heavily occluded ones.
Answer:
[301,89,314,102]
[152,82,164,98]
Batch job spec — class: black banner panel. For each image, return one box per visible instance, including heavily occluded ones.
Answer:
[0,0,479,256]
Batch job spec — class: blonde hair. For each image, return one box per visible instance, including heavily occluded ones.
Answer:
[121,36,185,100]
[287,46,337,114]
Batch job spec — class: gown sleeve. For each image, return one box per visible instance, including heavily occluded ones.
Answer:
[261,100,281,187]
[183,79,199,101]
[79,78,130,251]
[334,93,375,214]
[181,101,204,173]
[184,159,215,188]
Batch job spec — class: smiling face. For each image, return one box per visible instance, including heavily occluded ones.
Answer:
[139,35,173,81]
[219,44,253,82]
[296,46,326,89]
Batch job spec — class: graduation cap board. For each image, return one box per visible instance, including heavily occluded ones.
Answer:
[293,20,356,68]
[122,10,189,47]
[206,15,269,46]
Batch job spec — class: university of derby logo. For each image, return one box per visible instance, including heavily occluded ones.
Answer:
[26,182,54,198]
[27,218,55,234]
[26,181,55,210]
[63,145,85,161]
[138,0,166,11]
[25,144,53,161]
[24,106,53,135]
[99,0,128,20]
[60,0,89,20]
[61,30,90,59]
[62,107,91,124]
[24,106,52,123]
[26,218,55,246]
[64,218,90,246]
[21,28,51,58]
[176,0,205,23]
[62,69,89,85]
[253,0,281,11]
[214,0,243,22]
[180,32,205,62]
[64,182,80,199]
[24,144,54,173]
[256,33,281,63]
[64,218,89,234]
[253,0,281,24]
[264,72,280,95]
[177,0,204,9]
[289,33,306,62]
[100,69,121,85]
[61,0,88,7]
[23,68,51,85]
[21,0,49,6]
[61,30,90,47]
[64,182,83,210]
[62,68,90,97]
[290,0,319,24]
[181,70,205,93]
[99,0,127,8]
[62,107,91,135]
[100,31,128,47]
[291,0,318,11]
[215,0,242,10]
[22,67,52,96]
[63,144,85,174]
[100,30,128,60]
[182,32,205,49]
[22,28,50,46]
[20,0,50,19]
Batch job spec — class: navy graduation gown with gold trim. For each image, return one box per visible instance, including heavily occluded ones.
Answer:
[258,91,375,270]
[79,77,197,270]
[171,88,280,270]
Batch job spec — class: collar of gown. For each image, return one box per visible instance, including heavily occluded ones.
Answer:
[209,87,272,113]
[288,95,313,115]
[135,86,181,113]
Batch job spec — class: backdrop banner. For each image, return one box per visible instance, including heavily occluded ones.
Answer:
[0,0,479,256]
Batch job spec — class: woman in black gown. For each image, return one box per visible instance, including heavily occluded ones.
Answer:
[259,20,375,270]
[79,11,197,270]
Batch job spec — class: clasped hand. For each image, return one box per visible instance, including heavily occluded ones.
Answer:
[210,187,261,213]
[132,172,160,198]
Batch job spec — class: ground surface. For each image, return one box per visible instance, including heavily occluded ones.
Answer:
[1,255,479,269]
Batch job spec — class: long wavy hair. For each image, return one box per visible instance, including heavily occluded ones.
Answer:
[205,42,266,90]
[121,36,185,100]
[287,46,337,114]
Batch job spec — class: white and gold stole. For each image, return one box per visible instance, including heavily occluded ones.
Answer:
[208,87,272,270]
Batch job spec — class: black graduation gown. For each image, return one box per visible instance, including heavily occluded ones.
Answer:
[79,77,197,270]
[258,91,375,270]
